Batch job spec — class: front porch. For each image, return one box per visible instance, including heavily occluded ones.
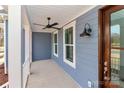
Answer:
[26,60,79,88]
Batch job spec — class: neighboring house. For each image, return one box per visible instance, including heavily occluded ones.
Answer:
[1,5,124,88]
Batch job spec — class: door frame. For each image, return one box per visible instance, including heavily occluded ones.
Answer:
[98,5,112,88]
[98,5,124,88]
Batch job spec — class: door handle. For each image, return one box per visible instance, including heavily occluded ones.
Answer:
[104,61,107,66]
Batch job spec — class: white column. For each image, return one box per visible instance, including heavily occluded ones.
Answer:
[3,17,7,74]
[8,5,22,88]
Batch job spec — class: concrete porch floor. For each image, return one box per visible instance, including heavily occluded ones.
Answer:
[26,60,79,88]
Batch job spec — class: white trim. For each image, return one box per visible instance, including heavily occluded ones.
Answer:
[32,30,53,33]
[3,19,7,74]
[65,44,74,46]
[53,30,58,57]
[63,21,76,69]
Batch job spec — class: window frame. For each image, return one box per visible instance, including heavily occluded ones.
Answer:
[53,30,58,57]
[63,21,76,69]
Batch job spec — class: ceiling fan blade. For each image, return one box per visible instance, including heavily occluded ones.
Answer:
[49,22,58,27]
[51,27,61,30]
[33,23,46,26]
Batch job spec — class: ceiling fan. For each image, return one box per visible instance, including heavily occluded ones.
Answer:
[33,17,61,30]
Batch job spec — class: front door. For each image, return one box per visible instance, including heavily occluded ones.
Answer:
[99,5,124,88]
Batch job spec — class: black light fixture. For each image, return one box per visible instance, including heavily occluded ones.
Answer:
[80,23,92,37]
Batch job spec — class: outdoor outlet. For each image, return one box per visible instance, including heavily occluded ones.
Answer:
[88,80,92,88]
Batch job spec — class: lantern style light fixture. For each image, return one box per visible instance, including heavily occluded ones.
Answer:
[80,23,92,37]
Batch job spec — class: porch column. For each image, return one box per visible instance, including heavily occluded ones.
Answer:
[8,5,22,88]
[3,16,8,74]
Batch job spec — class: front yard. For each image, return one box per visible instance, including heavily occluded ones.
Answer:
[0,64,8,86]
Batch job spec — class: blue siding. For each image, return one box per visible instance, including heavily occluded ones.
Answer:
[52,6,102,88]
[32,32,51,61]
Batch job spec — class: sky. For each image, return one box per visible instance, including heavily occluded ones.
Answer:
[111,24,120,34]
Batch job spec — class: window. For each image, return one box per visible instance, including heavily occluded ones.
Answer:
[53,31,58,57]
[63,21,76,68]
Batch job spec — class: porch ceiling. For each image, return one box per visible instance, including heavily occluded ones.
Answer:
[26,5,96,33]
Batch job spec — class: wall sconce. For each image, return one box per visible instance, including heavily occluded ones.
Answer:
[80,23,92,37]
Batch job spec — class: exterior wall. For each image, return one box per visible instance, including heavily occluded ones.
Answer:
[21,26,31,87]
[52,6,102,88]
[21,6,32,87]
[32,32,51,61]
[22,26,30,87]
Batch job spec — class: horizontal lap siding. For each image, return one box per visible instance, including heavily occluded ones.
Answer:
[74,6,99,87]
[32,32,51,61]
[52,6,102,88]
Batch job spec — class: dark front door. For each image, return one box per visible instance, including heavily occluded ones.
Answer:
[99,5,124,88]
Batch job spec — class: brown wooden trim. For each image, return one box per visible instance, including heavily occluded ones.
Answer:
[105,9,111,87]
[98,5,116,88]
[111,47,124,50]
[98,5,124,88]
[98,8,104,88]
[104,5,124,14]
[98,5,112,88]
